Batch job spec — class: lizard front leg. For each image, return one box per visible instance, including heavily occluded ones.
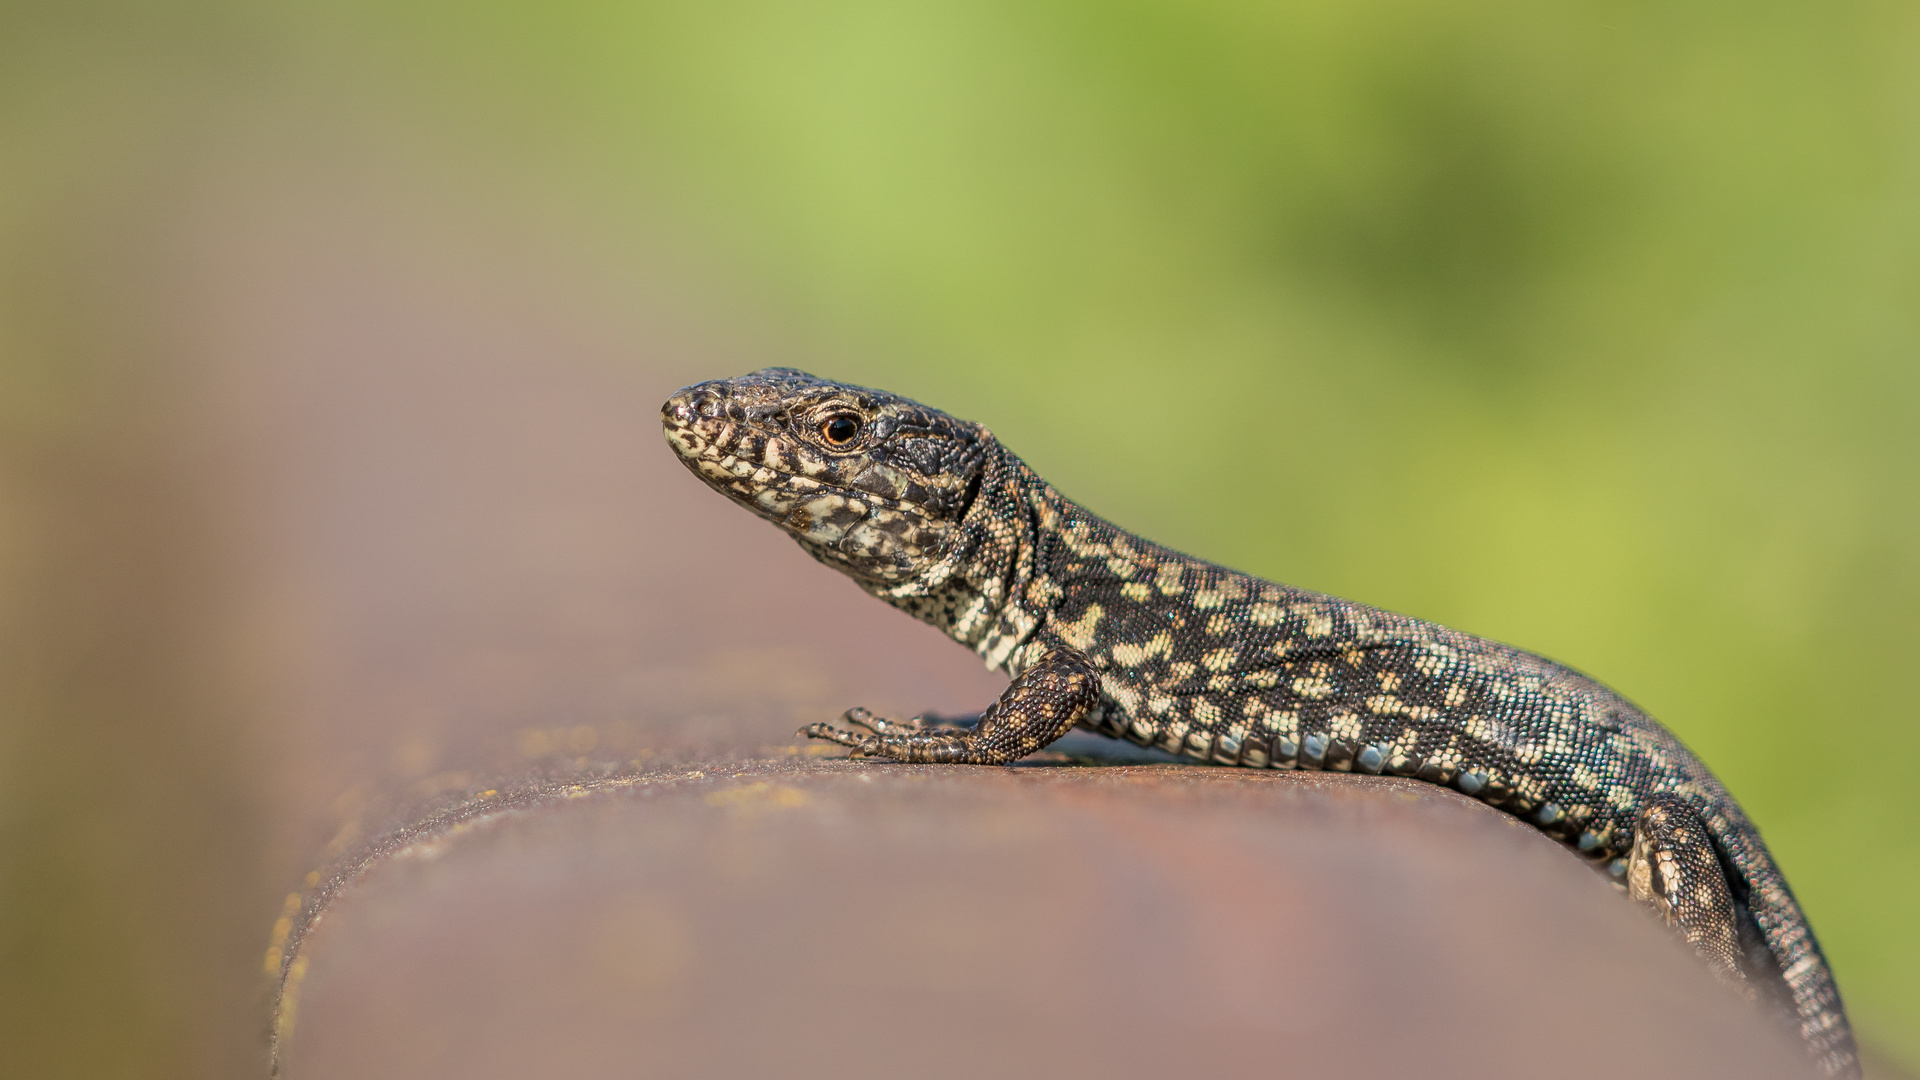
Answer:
[801,646,1100,764]
[1626,793,1749,991]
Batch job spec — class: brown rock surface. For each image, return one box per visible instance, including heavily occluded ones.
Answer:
[272,757,1814,1080]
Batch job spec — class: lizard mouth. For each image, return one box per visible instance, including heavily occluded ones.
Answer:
[662,406,941,574]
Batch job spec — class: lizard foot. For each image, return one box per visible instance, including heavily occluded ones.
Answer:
[797,721,881,756]
[840,707,927,736]
[797,646,1101,765]
[798,708,947,757]
[1626,793,1752,993]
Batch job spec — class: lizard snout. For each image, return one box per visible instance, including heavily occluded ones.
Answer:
[661,383,730,429]
[661,394,695,427]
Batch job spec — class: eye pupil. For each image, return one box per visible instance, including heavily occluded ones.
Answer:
[823,416,860,445]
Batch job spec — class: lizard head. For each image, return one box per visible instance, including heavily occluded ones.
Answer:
[662,368,992,585]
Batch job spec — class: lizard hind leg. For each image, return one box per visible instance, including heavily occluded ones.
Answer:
[799,645,1100,765]
[1626,793,1749,992]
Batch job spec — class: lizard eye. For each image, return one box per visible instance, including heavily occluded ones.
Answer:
[820,414,862,446]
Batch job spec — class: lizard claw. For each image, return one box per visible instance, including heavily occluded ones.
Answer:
[800,721,877,756]
[843,707,926,736]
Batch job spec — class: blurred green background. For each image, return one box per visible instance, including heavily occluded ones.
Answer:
[2,0,1915,1075]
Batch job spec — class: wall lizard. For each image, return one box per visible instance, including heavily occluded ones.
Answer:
[662,368,1857,1077]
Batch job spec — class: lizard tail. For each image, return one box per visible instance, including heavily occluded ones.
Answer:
[1716,824,1859,1078]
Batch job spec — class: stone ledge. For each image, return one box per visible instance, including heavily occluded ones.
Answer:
[271,756,1815,1080]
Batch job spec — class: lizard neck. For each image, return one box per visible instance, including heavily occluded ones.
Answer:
[857,441,1065,673]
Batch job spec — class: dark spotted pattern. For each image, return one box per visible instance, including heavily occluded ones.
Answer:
[662,368,1856,1077]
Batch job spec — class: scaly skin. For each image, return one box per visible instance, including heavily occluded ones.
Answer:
[661,367,1857,1077]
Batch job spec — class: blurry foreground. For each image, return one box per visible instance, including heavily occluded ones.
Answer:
[1,2,1916,1077]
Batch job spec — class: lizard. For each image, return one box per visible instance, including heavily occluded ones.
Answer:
[661,367,1858,1077]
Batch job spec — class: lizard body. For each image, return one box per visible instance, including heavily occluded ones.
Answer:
[662,368,1857,1077]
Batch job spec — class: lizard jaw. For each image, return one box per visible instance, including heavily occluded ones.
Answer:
[662,399,951,584]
